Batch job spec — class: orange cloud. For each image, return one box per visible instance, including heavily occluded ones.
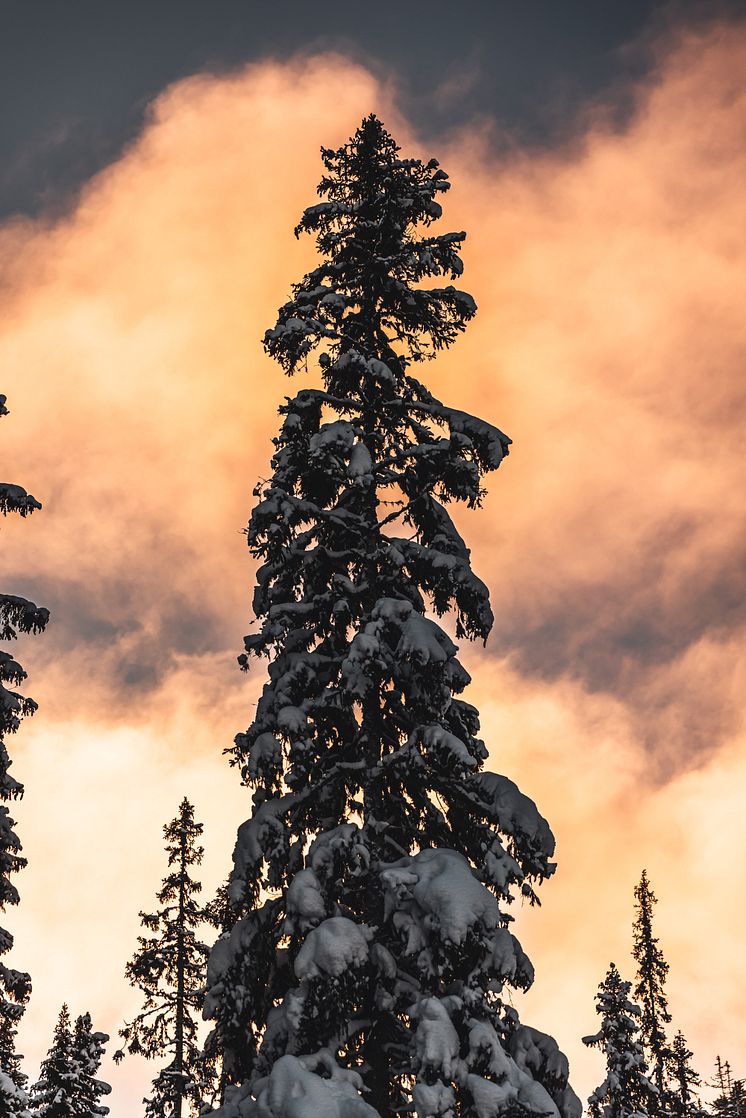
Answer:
[2,22,745,1113]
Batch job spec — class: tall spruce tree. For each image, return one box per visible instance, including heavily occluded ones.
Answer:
[115,798,213,1117]
[203,115,580,1118]
[583,963,658,1118]
[0,393,49,1111]
[632,872,672,1107]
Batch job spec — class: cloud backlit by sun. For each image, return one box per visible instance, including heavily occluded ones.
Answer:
[2,22,744,1113]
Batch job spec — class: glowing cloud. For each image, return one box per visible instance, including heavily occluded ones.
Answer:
[1,23,744,1113]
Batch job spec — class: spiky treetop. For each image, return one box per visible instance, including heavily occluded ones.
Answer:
[711,1058,746,1118]
[583,963,658,1118]
[632,871,672,1105]
[29,1004,75,1117]
[116,798,213,1118]
[0,393,49,1084]
[669,1032,705,1118]
[205,116,579,1118]
[70,1012,111,1118]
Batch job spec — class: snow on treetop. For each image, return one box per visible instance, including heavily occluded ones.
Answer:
[0,483,42,517]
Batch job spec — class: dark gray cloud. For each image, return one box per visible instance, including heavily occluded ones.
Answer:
[2,0,742,219]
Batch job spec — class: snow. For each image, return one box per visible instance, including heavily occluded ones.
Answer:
[510,1025,571,1086]
[417,725,476,769]
[467,771,555,860]
[285,869,325,930]
[0,1070,31,1117]
[382,848,498,945]
[0,482,41,516]
[294,917,373,980]
[414,998,461,1080]
[412,1080,455,1118]
[307,824,369,879]
[309,420,355,456]
[249,1053,380,1118]
[397,614,456,665]
[466,1074,516,1118]
[248,733,282,779]
[347,443,373,480]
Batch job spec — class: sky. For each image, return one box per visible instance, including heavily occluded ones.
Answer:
[2,2,745,1113]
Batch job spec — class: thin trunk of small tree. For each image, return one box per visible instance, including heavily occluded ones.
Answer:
[174,823,186,1118]
[116,798,213,1116]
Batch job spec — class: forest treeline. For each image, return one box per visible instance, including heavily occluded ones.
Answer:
[0,118,742,1118]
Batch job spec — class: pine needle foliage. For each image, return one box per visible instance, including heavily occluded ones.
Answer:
[668,1031,705,1118]
[710,1058,746,1118]
[29,1004,75,1118]
[583,963,658,1118]
[116,798,214,1117]
[204,115,579,1118]
[0,393,49,1103]
[632,872,672,1108]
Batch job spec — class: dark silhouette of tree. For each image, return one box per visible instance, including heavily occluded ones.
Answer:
[633,871,672,1109]
[668,1031,705,1118]
[583,963,658,1118]
[115,798,214,1117]
[203,115,579,1118]
[0,393,49,1113]
[710,1057,746,1118]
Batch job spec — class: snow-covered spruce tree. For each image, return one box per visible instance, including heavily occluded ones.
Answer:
[70,1012,111,1117]
[28,1005,111,1118]
[204,115,580,1118]
[0,393,49,1111]
[582,963,658,1118]
[632,872,672,1109]
[29,1004,76,1117]
[668,1032,705,1118]
[0,1014,32,1118]
[115,798,214,1117]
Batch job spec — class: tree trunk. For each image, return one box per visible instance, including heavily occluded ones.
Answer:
[174,825,186,1118]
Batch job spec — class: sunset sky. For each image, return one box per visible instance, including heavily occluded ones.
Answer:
[2,4,746,1114]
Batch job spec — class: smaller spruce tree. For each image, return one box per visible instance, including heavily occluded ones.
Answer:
[29,1005,111,1118]
[70,1012,111,1117]
[668,1031,705,1118]
[29,1004,76,1117]
[711,1058,746,1118]
[583,962,658,1118]
[633,871,672,1110]
[115,798,214,1117]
